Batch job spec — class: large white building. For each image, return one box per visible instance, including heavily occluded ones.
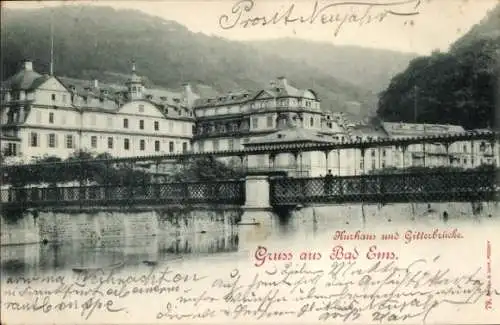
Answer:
[191,77,347,153]
[1,61,195,163]
[382,122,499,169]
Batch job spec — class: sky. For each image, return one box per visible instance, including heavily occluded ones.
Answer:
[3,0,499,54]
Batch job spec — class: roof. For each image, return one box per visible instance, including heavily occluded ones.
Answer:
[350,124,389,138]
[245,126,334,146]
[194,91,255,107]
[2,69,46,91]
[193,78,319,108]
[383,122,466,136]
[57,76,191,111]
[144,87,187,108]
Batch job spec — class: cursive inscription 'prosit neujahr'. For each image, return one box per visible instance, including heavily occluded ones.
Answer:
[218,0,422,35]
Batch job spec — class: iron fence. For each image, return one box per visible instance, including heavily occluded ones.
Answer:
[270,170,499,205]
[0,180,245,209]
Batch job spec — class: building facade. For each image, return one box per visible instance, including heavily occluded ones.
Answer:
[1,61,195,163]
[191,77,346,153]
[1,60,498,175]
[382,122,499,169]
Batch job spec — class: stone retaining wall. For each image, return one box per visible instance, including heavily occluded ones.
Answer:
[1,208,241,246]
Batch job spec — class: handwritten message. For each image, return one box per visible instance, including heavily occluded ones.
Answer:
[218,0,423,36]
[2,227,497,324]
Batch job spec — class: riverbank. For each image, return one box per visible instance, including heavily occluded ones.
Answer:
[1,208,240,246]
[2,201,498,246]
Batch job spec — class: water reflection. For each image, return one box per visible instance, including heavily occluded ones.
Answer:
[2,204,497,277]
[1,230,239,276]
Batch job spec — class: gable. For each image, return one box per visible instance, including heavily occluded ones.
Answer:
[253,90,276,101]
[118,100,165,118]
[32,77,73,108]
[36,77,70,93]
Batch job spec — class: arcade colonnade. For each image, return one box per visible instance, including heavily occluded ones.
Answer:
[244,139,499,177]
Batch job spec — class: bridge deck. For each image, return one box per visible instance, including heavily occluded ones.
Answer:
[1,170,498,212]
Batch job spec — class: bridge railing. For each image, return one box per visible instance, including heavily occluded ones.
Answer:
[0,180,246,209]
[270,170,499,205]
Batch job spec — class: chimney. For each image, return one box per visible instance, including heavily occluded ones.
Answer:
[269,80,276,88]
[183,83,192,95]
[93,79,99,89]
[277,76,288,88]
[183,83,199,109]
[24,60,33,71]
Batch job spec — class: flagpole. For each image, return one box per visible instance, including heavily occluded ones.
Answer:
[50,9,54,76]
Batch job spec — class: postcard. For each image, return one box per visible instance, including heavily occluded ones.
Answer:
[0,0,499,324]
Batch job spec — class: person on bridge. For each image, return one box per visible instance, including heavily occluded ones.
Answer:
[324,169,334,196]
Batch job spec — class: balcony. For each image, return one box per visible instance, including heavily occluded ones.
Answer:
[193,127,255,139]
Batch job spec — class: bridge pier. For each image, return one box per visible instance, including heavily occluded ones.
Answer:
[238,175,277,249]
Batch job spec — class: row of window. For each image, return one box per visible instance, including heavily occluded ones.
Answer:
[121,118,159,131]
[100,137,188,153]
[198,138,251,152]
[37,111,191,134]
[6,92,67,103]
[251,115,321,129]
[249,98,316,109]
[197,115,320,132]
[359,160,387,170]
[30,132,74,149]
[197,98,319,117]
[29,132,189,153]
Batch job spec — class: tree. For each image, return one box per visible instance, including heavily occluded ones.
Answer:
[169,156,244,182]
[377,10,499,130]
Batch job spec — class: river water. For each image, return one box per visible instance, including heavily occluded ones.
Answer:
[1,207,497,277]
